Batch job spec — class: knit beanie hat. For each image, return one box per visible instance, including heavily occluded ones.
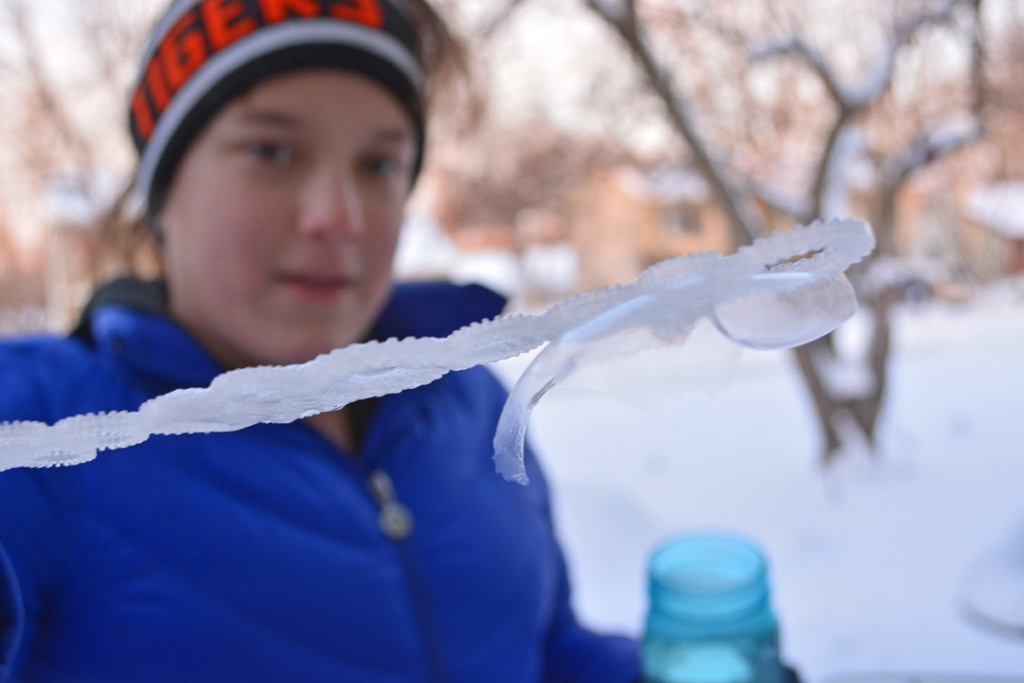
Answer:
[129,0,426,220]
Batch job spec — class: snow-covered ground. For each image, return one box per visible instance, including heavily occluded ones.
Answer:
[492,281,1024,682]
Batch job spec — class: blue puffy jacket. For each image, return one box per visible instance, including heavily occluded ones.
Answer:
[0,280,640,682]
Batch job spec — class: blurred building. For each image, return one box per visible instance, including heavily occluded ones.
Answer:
[963,181,1024,275]
[564,166,732,293]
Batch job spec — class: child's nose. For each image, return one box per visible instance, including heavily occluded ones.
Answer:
[297,168,365,240]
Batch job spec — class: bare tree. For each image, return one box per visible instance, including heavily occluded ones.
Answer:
[3,0,94,176]
[0,0,159,328]
[980,10,1024,180]
[470,0,990,465]
[587,0,989,465]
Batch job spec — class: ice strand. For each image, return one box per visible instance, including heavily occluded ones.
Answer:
[0,218,874,478]
[492,220,871,482]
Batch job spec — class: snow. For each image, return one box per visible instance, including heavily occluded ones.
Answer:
[45,174,124,229]
[394,213,528,296]
[820,127,870,221]
[393,212,460,279]
[966,182,1024,240]
[492,282,1024,682]
[520,242,580,297]
[844,44,895,107]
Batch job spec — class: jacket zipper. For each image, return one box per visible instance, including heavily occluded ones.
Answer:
[366,470,414,541]
[365,469,448,683]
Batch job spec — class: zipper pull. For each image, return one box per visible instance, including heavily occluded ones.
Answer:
[367,470,415,541]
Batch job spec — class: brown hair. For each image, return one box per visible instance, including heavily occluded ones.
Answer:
[404,0,471,110]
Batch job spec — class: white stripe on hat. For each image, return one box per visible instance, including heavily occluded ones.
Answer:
[135,17,423,203]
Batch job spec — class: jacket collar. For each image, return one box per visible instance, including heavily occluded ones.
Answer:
[76,277,507,392]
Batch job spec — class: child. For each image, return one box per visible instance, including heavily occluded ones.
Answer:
[0,1,640,680]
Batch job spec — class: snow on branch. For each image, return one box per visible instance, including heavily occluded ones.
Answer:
[750,38,848,104]
[751,0,972,112]
[882,119,984,186]
[847,0,971,106]
[879,0,986,189]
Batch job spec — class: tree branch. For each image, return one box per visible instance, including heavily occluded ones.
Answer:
[751,0,977,223]
[745,180,812,224]
[750,38,848,104]
[873,0,987,253]
[849,0,969,106]
[6,0,93,173]
[586,0,765,244]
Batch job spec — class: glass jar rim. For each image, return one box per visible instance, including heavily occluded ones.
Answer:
[649,531,768,596]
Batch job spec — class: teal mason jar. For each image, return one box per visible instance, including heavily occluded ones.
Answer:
[642,532,785,683]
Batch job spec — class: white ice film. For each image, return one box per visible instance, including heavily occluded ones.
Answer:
[0,219,874,482]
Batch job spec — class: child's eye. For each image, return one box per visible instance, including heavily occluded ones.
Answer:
[246,142,294,165]
[364,158,397,177]
[362,155,409,179]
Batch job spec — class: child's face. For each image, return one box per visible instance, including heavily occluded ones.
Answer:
[158,69,416,369]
